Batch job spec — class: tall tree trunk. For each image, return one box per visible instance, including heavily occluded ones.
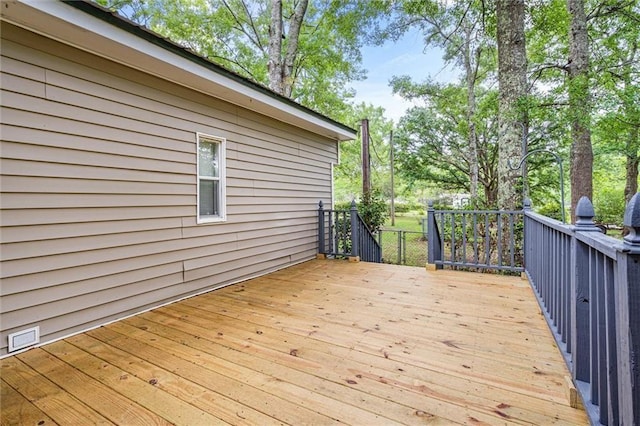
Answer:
[268,0,284,94]
[623,43,639,203]
[463,24,479,203]
[626,130,639,202]
[282,0,308,98]
[496,0,527,210]
[567,0,592,222]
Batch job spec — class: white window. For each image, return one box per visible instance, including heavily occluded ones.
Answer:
[197,133,226,223]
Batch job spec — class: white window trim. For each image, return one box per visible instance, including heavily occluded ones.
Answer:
[197,132,227,224]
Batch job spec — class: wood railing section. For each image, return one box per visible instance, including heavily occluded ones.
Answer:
[524,194,640,426]
[317,201,381,263]
[426,202,524,272]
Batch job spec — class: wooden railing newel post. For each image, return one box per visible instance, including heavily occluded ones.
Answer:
[617,192,640,425]
[426,200,442,270]
[523,198,532,276]
[317,200,325,259]
[574,196,602,233]
[349,200,360,261]
[571,196,597,385]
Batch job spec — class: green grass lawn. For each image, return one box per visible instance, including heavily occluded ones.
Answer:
[379,215,427,266]
[383,214,425,232]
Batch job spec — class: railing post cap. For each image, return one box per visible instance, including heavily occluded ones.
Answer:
[623,192,640,250]
[428,200,434,210]
[574,196,601,232]
[523,198,532,210]
[319,200,323,209]
[350,200,357,209]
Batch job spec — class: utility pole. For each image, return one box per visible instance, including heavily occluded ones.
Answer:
[389,130,395,226]
[361,118,371,194]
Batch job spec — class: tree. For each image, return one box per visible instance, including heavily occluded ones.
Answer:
[267,0,307,96]
[589,2,639,203]
[392,80,500,207]
[496,0,527,211]
[566,0,592,221]
[377,1,493,204]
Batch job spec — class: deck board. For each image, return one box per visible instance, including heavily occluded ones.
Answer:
[0,259,588,425]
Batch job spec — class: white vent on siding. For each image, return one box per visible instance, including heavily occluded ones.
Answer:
[8,326,40,352]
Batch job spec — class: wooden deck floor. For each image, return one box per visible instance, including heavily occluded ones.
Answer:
[1,260,588,425]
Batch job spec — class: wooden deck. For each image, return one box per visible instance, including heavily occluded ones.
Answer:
[1,259,588,425]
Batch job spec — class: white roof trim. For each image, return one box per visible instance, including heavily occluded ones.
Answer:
[1,0,357,141]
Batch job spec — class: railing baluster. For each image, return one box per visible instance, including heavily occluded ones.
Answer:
[473,213,478,265]
[564,233,571,349]
[509,213,515,268]
[604,258,618,425]
[497,212,502,268]
[462,213,467,265]
[450,213,455,264]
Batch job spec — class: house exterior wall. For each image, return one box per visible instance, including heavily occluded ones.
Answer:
[0,23,339,356]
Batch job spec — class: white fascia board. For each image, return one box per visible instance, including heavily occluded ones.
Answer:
[3,0,356,141]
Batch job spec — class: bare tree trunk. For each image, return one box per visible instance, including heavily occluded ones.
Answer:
[567,0,592,222]
[626,132,639,202]
[463,24,479,202]
[282,0,308,98]
[268,0,284,94]
[497,0,527,211]
[623,44,639,203]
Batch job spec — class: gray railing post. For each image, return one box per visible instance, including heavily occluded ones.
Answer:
[571,197,601,385]
[617,192,640,425]
[318,201,325,256]
[574,196,602,232]
[350,200,360,261]
[427,200,442,270]
[523,198,532,271]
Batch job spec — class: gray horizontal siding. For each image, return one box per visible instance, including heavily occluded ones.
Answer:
[0,24,339,356]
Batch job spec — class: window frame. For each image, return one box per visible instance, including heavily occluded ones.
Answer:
[196,132,227,224]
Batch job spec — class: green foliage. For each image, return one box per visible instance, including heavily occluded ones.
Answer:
[392,82,499,207]
[392,202,425,213]
[594,187,626,226]
[535,202,565,222]
[358,190,388,232]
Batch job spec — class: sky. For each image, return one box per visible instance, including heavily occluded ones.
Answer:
[348,28,458,123]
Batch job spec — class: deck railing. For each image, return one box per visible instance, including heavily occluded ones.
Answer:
[317,201,382,263]
[524,194,640,426]
[426,202,524,272]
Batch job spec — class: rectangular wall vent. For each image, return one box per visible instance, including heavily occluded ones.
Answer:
[8,326,40,352]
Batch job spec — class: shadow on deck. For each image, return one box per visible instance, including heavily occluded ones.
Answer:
[1,259,588,425]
